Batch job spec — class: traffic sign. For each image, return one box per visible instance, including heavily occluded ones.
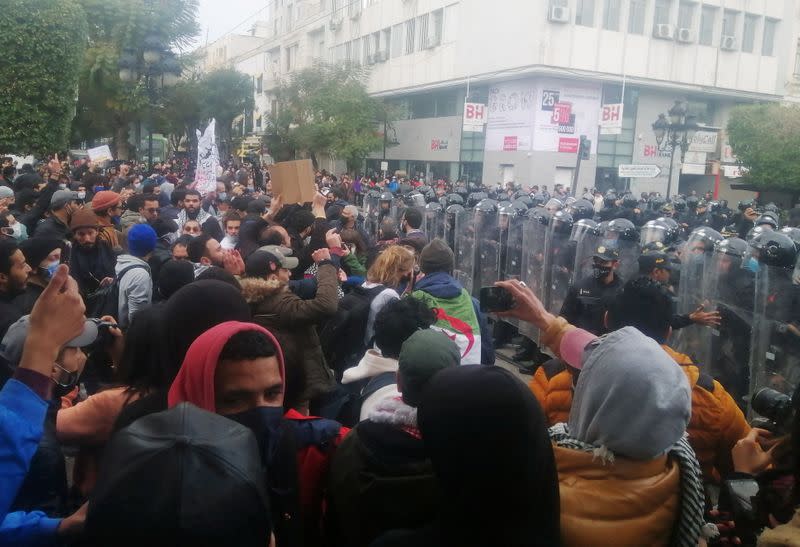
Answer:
[618,164,662,178]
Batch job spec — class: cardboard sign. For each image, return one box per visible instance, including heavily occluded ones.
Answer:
[268,159,316,204]
[87,145,113,163]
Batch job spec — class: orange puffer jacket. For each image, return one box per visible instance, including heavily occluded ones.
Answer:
[555,445,681,547]
[529,317,751,482]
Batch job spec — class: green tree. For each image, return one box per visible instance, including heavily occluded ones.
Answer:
[156,77,204,152]
[0,0,87,155]
[271,61,388,171]
[198,68,255,159]
[727,103,800,192]
[71,0,199,159]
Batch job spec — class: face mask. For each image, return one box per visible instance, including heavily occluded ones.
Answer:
[592,265,613,279]
[41,260,59,280]
[58,183,67,190]
[52,361,80,390]
[745,256,761,273]
[93,185,105,193]
[226,406,285,465]
[77,191,86,200]
[218,192,227,202]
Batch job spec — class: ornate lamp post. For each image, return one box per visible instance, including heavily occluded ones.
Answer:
[118,35,181,169]
[652,100,699,199]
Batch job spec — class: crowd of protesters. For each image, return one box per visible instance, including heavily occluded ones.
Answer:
[0,152,798,547]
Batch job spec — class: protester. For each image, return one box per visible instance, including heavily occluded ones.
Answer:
[69,210,116,299]
[34,190,78,241]
[89,190,122,250]
[372,365,561,547]
[0,240,30,337]
[360,245,416,345]
[84,403,273,547]
[329,330,458,546]
[240,246,338,411]
[177,189,223,241]
[115,224,156,327]
[410,239,494,365]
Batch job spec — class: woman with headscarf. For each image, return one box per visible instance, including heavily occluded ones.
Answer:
[167,321,348,547]
[373,365,561,547]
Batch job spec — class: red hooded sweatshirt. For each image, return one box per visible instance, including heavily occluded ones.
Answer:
[167,321,348,540]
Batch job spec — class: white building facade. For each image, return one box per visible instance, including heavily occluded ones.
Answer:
[225,0,800,199]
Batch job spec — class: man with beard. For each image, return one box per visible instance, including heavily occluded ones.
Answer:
[90,190,122,250]
[0,240,31,337]
[68,210,117,299]
[33,191,80,242]
[177,189,223,241]
[187,233,245,277]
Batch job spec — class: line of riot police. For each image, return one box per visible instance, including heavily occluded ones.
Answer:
[359,185,800,414]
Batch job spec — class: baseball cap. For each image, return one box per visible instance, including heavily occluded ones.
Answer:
[51,190,79,209]
[85,403,272,546]
[592,245,620,261]
[638,252,672,271]
[0,186,14,199]
[245,249,299,278]
[257,244,294,257]
[1,315,99,367]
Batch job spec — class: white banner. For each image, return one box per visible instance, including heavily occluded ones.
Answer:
[87,145,113,163]
[195,119,220,197]
[689,130,719,153]
[463,102,488,132]
[599,103,623,135]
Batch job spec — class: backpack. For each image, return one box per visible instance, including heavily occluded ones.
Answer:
[320,285,388,378]
[85,264,148,320]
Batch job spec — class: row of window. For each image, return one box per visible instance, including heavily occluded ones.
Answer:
[330,8,446,64]
[557,0,778,55]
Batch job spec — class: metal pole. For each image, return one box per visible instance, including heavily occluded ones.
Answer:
[666,144,676,199]
[148,75,154,171]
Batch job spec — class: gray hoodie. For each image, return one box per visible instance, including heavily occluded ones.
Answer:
[568,326,692,460]
[115,254,152,328]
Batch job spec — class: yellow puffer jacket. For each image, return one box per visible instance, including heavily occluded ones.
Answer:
[529,317,751,482]
[555,444,681,547]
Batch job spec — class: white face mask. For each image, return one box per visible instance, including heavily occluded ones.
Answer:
[77,191,86,200]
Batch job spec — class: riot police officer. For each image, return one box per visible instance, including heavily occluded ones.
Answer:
[560,245,624,335]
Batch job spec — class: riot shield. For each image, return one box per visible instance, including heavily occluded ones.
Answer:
[672,227,723,363]
[423,203,445,241]
[544,211,575,316]
[452,211,475,294]
[702,238,754,403]
[501,210,526,281]
[520,210,549,342]
[471,203,500,298]
[363,191,381,239]
[748,234,800,414]
[600,218,641,283]
[571,219,601,282]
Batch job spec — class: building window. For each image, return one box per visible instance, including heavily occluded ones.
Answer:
[405,19,416,54]
[699,5,716,45]
[628,0,646,34]
[722,10,738,40]
[742,14,758,53]
[391,23,403,57]
[602,0,620,31]
[256,75,263,94]
[416,13,429,50]
[575,0,595,26]
[762,18,778,56]
[653,0,671,26]
[677,1,694,30]
[431,9,444,44]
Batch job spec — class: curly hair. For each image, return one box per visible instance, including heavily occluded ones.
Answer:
[366,245,415,289]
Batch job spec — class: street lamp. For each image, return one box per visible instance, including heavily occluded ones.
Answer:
[651,100,699,199]
[118,35,181,169]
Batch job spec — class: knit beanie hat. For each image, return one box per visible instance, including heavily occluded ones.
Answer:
[398,329,460,406]
[128,224,157,258]
[19,238,61,269]
[91,190,121,212]
[419,238,455,274]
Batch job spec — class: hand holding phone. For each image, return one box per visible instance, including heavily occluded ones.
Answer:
[479,286,515,313]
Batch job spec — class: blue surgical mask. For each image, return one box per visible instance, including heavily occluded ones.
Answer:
[42,260,60,280]
[745,256,761,273]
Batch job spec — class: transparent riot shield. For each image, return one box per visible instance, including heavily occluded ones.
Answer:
[499,210,526,327]
[452,211,475,294]
[572,220,601,282]
[545,213,575,316]
[600,219,641,283]
[520,211,549,342]
[363,192,381,239]
[749,263,800,411]
[471,207,500,298]
[672,228,723,362]
[702,239,754,404]
[423,204,444,241]
[444,205,465,252]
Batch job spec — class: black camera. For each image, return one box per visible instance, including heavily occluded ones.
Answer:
[751,387,794,434]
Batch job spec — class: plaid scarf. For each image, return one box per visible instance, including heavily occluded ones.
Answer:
[549,423,706,547]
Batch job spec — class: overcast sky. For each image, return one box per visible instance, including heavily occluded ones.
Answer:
[195,0,270,46]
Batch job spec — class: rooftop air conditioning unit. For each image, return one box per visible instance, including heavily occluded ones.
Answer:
[720,35,737,51]
[329,19,342,31]
[677,28,694,43]
[375,50,388,62]
[653,24,675,40]
[548,6,570,23]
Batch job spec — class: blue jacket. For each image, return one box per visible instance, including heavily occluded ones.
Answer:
[0,379,61,546]
[413,272,495,365]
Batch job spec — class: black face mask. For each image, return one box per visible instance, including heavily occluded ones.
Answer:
[592,265,612,279]
[225,406,285,466]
